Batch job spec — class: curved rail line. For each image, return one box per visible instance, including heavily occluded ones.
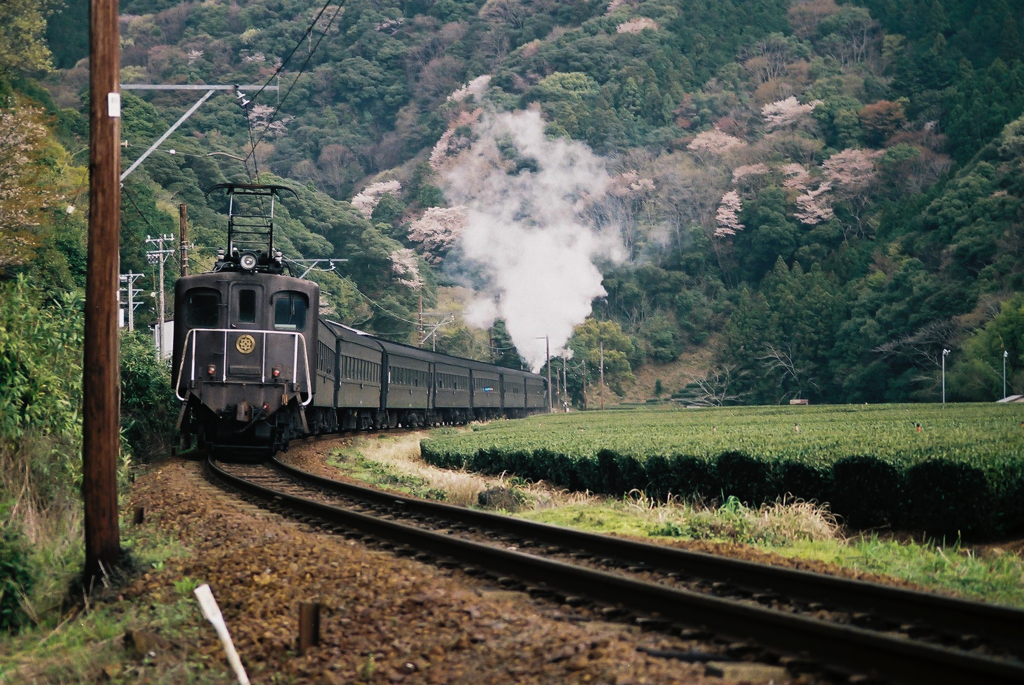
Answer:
[207,456,1024,684]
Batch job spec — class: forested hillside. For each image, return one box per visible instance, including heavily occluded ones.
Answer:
[4,0,1024,405]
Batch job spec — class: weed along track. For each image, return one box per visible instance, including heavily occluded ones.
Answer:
[206,453,1024,685]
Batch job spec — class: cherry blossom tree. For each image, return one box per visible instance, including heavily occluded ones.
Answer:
[389,248,424,290]
[822,148,879,194]
[794,182,834,225]
[731,163,768,184]
[605,0,638,15]
[761,96,821,131]
[248,103,293,137]
[407,206,467,263]
[430,109,482,170]
[351,180,402,219]
[781,163,811,190]
[715,190,744,237]
[822,148,881,237]
[616,17,658,34]
[687,128,743,164]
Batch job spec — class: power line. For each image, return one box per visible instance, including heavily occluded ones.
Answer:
[245,1,344,163]
[248,0,336,103]
[122,185,162,235]
[352,285,448,328]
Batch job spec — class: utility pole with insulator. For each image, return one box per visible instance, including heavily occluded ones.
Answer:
[179,204,189,276]
[119,272,143,331]
[146,233,175,360]
[599,342,605,411]
[562,357,567,411]
[582,359,587,411]
[83,0,121,584]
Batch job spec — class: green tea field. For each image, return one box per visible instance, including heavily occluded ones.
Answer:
[422,404,1024,537]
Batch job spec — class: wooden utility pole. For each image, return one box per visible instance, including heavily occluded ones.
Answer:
[83,0,121,583]
[179,204,189,276]
[599,342,605,411]
[562,358,567,411]
[582,359,587,411]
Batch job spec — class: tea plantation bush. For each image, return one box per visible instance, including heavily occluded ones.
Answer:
[422,405,1024,536]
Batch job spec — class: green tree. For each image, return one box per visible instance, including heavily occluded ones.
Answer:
[490,319,526,370]
[568,318,634,396]
[949,294,1024,400]
[0,0,52,75]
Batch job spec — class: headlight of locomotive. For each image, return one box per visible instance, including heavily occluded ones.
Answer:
[239,252,258,271]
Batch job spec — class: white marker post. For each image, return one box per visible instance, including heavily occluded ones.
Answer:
[194,584,250,685]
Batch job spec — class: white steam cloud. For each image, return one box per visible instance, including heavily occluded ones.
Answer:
[442,109,625,370]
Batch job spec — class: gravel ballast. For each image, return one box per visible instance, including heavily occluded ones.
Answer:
[128,458,746,684]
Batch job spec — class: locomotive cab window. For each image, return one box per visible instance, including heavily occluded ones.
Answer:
[238,289,257,323]
[185,289,220,328]
[273,292,307,330]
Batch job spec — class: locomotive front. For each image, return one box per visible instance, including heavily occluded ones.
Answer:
[172,184,318,457]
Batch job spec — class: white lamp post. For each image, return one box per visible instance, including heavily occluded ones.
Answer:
[942,348,950,405]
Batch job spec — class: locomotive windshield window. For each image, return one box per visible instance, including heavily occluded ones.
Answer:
[238,289,256,323]
[186,290,220,327]
[274,292,307,330]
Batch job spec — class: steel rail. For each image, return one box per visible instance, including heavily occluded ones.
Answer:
[270,457,1024,653]
[209,458,1024,685]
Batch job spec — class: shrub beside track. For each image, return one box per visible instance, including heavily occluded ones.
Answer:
[420,404,1024,536]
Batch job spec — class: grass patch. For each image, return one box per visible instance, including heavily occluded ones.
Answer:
[327,433,531,507]
[774,536,1024,608]
[0,504,226,684]
[521,491,841,547]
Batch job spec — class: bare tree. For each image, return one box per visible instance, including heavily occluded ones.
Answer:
[480,0,527,30]
[742,33,796,83]
[874,319,963,370]
[759,342,821,400]
[681,366,741,406]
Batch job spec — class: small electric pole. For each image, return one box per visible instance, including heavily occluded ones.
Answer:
[146,234,175,360]
[537,336,551,411]
[1004,350,1009,400]
[119,272,143,331]
[546,337,551,412]
[83,0,122,584]
[599,342,605,411]
[418,295,424,347]
[582,359,588,411]
[179,204,189,276]
[562,357,567,411]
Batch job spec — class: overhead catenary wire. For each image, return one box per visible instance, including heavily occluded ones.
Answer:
[247,0,336,104]
[351,285,451,329]
[122,185,163,236]
[244,1,345,165]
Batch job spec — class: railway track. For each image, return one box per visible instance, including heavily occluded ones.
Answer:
[207,454,1024,684]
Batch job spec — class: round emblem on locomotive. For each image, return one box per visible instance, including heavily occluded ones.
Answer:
[235,334,256,354]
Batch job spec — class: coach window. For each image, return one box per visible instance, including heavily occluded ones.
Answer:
[185,289,220,328]
[274,292,307,330]
[238,289,257,324]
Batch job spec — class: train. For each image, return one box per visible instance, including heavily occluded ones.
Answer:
[172,183,548,458]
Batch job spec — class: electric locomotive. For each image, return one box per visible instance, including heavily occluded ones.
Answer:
[173,184,316,456]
